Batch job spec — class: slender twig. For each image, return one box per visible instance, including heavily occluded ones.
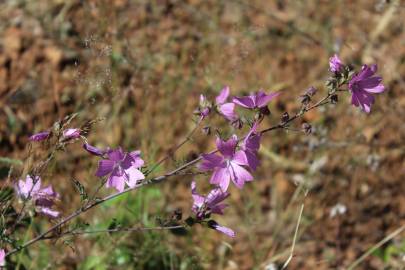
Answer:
[43,225,185,239]
[347,224,405,270]
[281,203,304,270]
[5,92,335,258]
[147,117,204,175]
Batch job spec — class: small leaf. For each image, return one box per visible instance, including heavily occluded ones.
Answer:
[0,187,14,203]
[71,178,88,201]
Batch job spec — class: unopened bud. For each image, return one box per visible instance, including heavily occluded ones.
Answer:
[331,94,338,104]
[302,123,312,134]
[281,112,289,124]
[202,126,211,135]
[231,119,243,129]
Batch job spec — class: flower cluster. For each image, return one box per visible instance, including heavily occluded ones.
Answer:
[190,181,234,237]
[328,54,386,113]
[15,175,60,218]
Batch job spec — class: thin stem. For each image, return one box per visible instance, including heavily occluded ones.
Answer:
[281,203,304,270]
[43,225,185,239]
[147,117,204,175]
[347,224,405,270]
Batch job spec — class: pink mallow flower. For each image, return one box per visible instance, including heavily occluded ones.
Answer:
[191,181,235,237]
[349,64,385,113]
[240,122,261,171]
[0,249,5,267]
[29,131,50,142]
[215,86,238,121]
[198,135,253,191]
[232,90,279,110]
[15,175,60,218]
[329,54,344,73]
[63,128,81,139]
[96,147,145,192]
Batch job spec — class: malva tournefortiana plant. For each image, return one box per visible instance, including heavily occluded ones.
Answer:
[0,54,385,267]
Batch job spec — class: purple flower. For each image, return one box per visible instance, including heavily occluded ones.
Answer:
[0,249,5,267]
[349,64,385,113]
[240,123,261,171]
[83,143,106,156]
[215,86,238,121]
[63,128,81,139]
[191,181,229,219]
[191,182,235,237]
[15,175,60,218]
[198,135,253,191]
[198,94,211,118]
[29,131,50,142]
[329,54,344,72]
[232,90,279,110]
[96,147,145,192]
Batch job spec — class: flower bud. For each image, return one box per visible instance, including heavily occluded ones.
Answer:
[331,94,338,104]
[83,143,105,156]
[202,126,211,135]
[29,131,50,142]
[63,128,81,139]
[302,123,312,134]
[231,118,243,129]
[281,112,289,124]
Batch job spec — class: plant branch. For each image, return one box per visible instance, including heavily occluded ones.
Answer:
[5,91,335,258]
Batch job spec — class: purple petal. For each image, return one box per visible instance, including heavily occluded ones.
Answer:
[229,162,253,188]
[0,249,5,267]
[212,224,235,237]
[191,181,205,208]
[216,135,238,158]
[29,131,50,142]
[255,91,280,108]
[63,128,80,139]
[37,207,60,218]
[218,103,237,121]
[95,159,115,177]
[124,166,145,187]
[215,86,230,104]
[245,150,260,171]
[128,151,145,168]
[206,188,229,206]
[329,54,343,72]
[210,203,228,215]
[107,148,125,162]
[232,96,255,108]
[198,154,224,171]
[232,150,249,166]
[83,143,105,156]
[210,167,231,191]
[106,171,126,192]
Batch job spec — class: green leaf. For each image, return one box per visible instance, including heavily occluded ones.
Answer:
[71,178,88,201]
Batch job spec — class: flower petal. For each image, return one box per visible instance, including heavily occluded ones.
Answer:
[95,159,115,177]
[255,91,280,108]
[216,135,238,158]
[215,86,230,104]
[232,96,255,108]
[124,167,145,187]
[210,167,231,191]
[218,103,237,121]
[198,154,224,171]
[229,163,253,188]
[106,172,126,192]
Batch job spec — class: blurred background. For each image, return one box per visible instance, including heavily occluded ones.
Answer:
[0,0,404,269]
